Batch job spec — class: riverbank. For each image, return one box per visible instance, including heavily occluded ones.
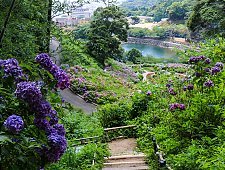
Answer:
[126,37,190,50]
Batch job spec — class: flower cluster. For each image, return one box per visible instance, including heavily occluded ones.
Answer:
[169,103,186,111]
[189,56,205,63]
[4,115,24,134]
[0,58,24,81]
[189,56,224,76]
[168,88,177,95]
[215,62,224,69]
[35,53,70,90]
[15,81,67,162]
[204,80,214,88]
[15,82,42,104]
[166,83,177,95]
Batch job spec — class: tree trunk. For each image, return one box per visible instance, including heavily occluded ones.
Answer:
[46,0,53,52]
[0,0,16,48]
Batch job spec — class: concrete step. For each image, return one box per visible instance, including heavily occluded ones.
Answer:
[105,154,146,163]
[102,165,149,170]
[103,161,146,168]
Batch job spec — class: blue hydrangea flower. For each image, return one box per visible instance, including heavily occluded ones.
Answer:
[4,115,24,134]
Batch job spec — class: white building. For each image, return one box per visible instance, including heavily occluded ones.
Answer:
[54,7,92,27]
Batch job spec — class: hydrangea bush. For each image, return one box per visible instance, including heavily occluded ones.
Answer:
[136,55,225,169]
[0,54,70,169]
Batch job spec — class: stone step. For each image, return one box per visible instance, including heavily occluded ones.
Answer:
[103,161,147,168]
[105,154,146,163]
[102,165,149,170]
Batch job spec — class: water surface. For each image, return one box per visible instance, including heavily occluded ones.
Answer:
[122,43,178,59]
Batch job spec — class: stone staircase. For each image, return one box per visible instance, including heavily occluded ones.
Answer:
[102,138,148,170]
[103,154,148,170]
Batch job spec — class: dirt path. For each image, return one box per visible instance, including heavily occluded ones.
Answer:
[50,38,97,114]
[108,138,141,156]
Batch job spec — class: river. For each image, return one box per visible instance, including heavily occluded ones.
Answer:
[122,43,178,59]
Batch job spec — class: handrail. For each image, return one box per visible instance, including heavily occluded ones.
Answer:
[104,125,136,131]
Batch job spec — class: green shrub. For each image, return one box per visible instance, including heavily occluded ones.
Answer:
[96,101,132,128]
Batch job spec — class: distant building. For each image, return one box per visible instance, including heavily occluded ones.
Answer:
[54,7,92,27]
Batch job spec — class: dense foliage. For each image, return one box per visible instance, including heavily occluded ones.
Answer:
[0,54,69,169]
[187,0,225,39]
[128,23,188,39]
[47,111,109,170]
[0,0,49,60]
[121,0,193,22]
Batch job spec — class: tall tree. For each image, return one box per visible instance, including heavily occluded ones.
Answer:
[187,0,225,39]
[87,5,129,67]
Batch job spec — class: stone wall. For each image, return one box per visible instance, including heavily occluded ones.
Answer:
[126,37,189,50]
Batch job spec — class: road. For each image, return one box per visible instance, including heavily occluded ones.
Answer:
[50,37,97,114]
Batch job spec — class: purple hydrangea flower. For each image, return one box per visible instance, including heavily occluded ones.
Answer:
[32,100,52,116]
[169,103,185,111]
[169,103,179,111]
[35,53,54,71]
[187,84,194,90]
[179,104,186,110]
[49,64,59,75]
[34,117,50,131]
[204,80,214,88]
[35,53,70,90]
[1,58,24,81]
[168,88,177,95]
[204,58,211,64]
[166,84,172,88]
[204,68,210,73]
[53,69,70,90]
[4,115,24,134]
[49,110,58,126]
[189,56,205,63]
[183,86,187,91]
[46,134,67,162]
[146,90,152,96]
[211,66,221,75]
[15,82,42,104]
[52,124,66,136]
[47,134,67,150]
[215,62,224,69]
[195,72,202,77]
